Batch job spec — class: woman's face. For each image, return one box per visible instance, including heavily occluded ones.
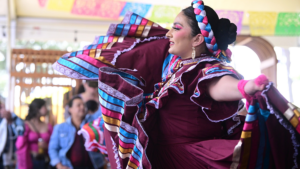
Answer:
[69,98,86,119]
[39,105,48,116]
[166,11,194,59]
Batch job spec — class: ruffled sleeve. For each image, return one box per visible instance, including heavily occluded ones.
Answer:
[190,61,244,122]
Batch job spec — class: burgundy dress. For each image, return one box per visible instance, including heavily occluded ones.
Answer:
[108,55,246,169]
[53,11,300,169]
[145,60,244,169]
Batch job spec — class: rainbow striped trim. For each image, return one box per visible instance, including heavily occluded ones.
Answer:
[107,12,159,38]
[90,35,124,46]
[159,55,181,85]
[202,63,238,76]
[70,42,116,59]
[97,67,146,168]
[113,23,152,38]
[231,103,271,169]
[119,122,144,169]
[78,117,107,155]
[284,103,300,133]
[55,56,100,79]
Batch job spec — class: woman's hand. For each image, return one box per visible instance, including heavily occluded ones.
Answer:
[243,75,269,95]
[39,140,48,149]
[56,163,71,169]
[244,80,265,95]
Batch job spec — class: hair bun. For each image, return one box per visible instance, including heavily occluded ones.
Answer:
[228,23,237,44]
[215,18,237,50]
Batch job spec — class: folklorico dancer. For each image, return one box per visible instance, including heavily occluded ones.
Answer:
[53,0,300,168]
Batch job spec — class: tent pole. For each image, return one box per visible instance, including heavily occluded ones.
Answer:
[5,0,12,111]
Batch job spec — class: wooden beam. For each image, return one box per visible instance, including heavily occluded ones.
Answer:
[11,72,66,78]
[236,37,253,46]
[17,83,73,88]
[260,57,277,70]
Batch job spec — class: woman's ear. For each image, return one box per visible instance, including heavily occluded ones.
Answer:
[193,34,204,47]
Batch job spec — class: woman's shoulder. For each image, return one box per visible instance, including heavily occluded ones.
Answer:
[190,57,242,80]
[24,121,31,130]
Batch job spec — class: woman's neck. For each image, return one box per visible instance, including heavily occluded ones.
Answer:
[82,92,97,100]
[71,117,83,129]
[30,117,41,123]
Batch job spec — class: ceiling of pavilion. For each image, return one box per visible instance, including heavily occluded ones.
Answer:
[0,0,299,42]
[0,0,299,26]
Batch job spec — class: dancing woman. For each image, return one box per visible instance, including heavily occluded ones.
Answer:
[54,1,300,168]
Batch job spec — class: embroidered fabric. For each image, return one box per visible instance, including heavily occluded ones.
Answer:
[52,62,93,80]
[98,80,130,102]
[111,36,168,65]
[227,115,241,135]
[261,82,300,169]
[149,57,242,123]
[110,137,121,169]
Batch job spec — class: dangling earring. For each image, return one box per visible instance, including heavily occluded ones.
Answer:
[192,47,196,60]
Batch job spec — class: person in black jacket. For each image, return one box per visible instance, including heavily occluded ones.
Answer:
[0,101,24,169]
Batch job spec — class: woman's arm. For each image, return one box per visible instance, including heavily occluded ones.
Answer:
[208,75,267,102]
[15,122,29,149]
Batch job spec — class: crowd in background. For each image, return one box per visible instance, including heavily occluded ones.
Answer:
[0,81,106,169]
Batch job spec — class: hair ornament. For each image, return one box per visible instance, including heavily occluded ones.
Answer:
[192,0,232,63]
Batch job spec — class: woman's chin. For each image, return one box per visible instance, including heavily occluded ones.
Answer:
[168,49,176,55]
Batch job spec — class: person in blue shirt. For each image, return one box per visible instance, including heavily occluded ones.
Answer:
[64,81,101,120]
[0,102,24,169]
[48,96,104,169]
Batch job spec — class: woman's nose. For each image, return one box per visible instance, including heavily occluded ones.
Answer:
[166,29,172,38]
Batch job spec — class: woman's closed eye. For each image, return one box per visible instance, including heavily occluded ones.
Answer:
[172,27,180,30]
[172,24,182,31]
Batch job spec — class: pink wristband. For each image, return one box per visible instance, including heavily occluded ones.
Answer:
[254,74,269,86]
[237,80,253,101]
[238,75,269,101]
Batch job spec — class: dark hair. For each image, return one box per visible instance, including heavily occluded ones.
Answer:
[77,84,85,94]
[86,100,99,113]
[182,5,237,50]
[26,99,46,120]
[87,81,98,88]
[68,96,82,108]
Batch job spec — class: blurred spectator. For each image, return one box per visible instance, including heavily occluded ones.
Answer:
[80,81,98,103]
[76,84,85,95]
[49,96,104,169]
[64,81,101,120]
[16,99,53,169]
[86,100,99,115]
[0,101,24,169]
